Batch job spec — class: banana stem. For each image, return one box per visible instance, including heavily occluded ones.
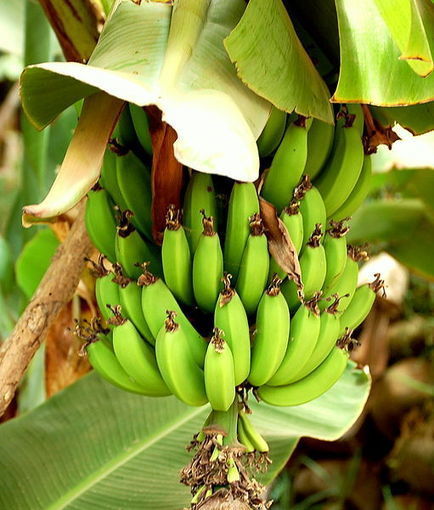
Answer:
[207,399,239,446]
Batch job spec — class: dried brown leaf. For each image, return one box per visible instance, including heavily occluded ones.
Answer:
[147,106,185,244]
[45,301,91,397]
[259,197,302,287]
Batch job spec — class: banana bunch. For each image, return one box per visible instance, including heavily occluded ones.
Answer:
[83,103,382,463]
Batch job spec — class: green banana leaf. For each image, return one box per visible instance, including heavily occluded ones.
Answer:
[21,0,270,185]
[15,228,60,299]
[372,0,434,77]
[371,102,434,136]
[348,198,434,281]
[333,0,434,105]
[224,0,333,124]
[0,362,370,509]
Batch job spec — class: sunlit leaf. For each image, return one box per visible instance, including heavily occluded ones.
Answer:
[371,102,434,135]
[0,363,369,509]
[21,0,270,187]
[373,0,434,77]
[333,0,434,105]
[224,0,334,124]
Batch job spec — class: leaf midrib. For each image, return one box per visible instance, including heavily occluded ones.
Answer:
[47,405,205,509]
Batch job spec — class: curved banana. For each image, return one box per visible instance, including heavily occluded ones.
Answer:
[236,214,270,315]
[284,295,342,383]
[155,311,208,407]
[339,273,384,335]
[129,103,153,155]
[85,189,117,262]
[267,295,321,386]
[94,265,120,322]
[86,335,151,395]
[224,182,259,282]
[315,111,365,217]
[258,346,349,406]
[193,212,224,313]
[100,150,128,211]
[116,151,152,241]
[281,224,326,310]
[237,417,255,453]
[322,220,349,290]
[204,328,236,411]
[294,175,327,249]
[248,277,290,387]
[112,316,171,396]
[238,410,269,453]
[140,267,207,367]
[319,245,366,313]
[115,211,163,280]
[162,205,194,306]
[214,274,251,386]
[117,105,140,151]
[262,116,312,212]
[257,106,287,158]
[269,200,304,280]
[114,264,154,344]
[304,118,335,180]
[332,155,372,221]
[183,171,218,253]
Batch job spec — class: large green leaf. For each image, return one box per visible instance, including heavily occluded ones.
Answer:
[373,0,434,77]
[333,0,434,105]
[224,0,334,124]
[371,102,434,135]
[15,228,60,299]
[21,0,270,184]
[0,363,369,509]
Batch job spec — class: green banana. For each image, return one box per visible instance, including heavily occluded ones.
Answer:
[94,262,120,322]
[100,150,128,211]
[162,205,194,306]
[237,417,255,453]
[155,311,208,407]
[256,106,287,158]
[248,277,290,387]
[262,116,312,212]
[112,315,171,396]
[139,267,207,366]
[346,103,365,136]
[192,212,224,313]
[85,188,117,262]
[86,335,151,395]
[322,220,349,290]
[214,274,251,386]
[258,346,349,406]
[204,328,236,412]
[304,118,335,180]
[183,171,218,252]
[315,111,365,217]
[224,182,260,282]
[236,214,270,315]
[115,211,162,280]
[113,264,154,344]
[332,155,372,221]
[116,151,152,241]
[281,224,326,310]
[267,295,321,386]
[319,245,366,313]
[238,410,269,453]
[269,200,304,280]
[129,103,153,155]
[282,295,342,383]
[294,175,327,249]
[339,273,384,335]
